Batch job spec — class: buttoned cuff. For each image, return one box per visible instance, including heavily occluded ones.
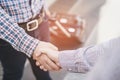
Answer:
[59,47,92,73]
[18,34,39,57]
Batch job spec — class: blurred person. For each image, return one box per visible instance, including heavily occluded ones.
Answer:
[36,37,120,75]
[84,37,120,80]
[0,0,60,80]
[35,0,120,79]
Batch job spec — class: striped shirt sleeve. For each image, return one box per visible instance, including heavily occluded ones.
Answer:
[0,6,39,57]
[59,37,120,73]
[59,45,104,73]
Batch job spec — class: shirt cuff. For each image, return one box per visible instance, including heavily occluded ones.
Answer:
[59,47,92,73]
[18,34,39,57]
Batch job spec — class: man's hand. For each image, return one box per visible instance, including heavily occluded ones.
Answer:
[33,41,58,58]
[35,53,60,71]
[32,41,61,71]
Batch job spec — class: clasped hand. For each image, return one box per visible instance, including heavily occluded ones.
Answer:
[32,41,61,71]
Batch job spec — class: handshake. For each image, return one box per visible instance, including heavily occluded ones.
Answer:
[32,41,61,71]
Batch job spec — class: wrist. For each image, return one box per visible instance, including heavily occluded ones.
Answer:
[32,41,42,59]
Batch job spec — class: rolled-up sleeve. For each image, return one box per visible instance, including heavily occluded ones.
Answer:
[0,7,39,57]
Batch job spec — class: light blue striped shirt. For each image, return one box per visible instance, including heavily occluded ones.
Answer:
[59,37,120,73]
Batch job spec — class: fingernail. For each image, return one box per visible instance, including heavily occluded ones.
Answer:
[40,66,44,69]
[43,69,48,71]
[36,62,40,66]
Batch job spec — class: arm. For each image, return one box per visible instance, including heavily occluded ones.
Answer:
[0,6,60,70]
[0,6,39,57]
[59,37,120,73]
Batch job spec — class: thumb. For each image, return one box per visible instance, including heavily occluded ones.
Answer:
[48,50,59,64]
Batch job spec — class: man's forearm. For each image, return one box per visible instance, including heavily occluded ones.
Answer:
[0,6,39,57]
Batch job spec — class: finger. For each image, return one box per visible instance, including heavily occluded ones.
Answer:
[45,56,60,71]
[47,51,59,64]
[37,54,53,71]
[40,66,48,71]
[43,68,48,71]
[40,55,55,71]
[39,54,60,71]
[40,65,44,70]
[36,55,44,67]
[56,62,61,67]
[42,63,52,71]
[36,61,40,66]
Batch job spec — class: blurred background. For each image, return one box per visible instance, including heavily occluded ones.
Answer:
[0,0,120,80]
